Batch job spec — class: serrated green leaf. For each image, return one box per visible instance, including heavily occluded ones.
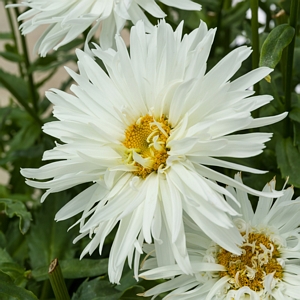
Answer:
[72,277,122,300]
[27,193,77,270]
[260,24,295,69]
[0,271,38,300]
[276,137,300,187]
[32,258,109,281]
[0,199,32,234]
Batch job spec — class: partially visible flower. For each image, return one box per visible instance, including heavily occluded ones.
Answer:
[140,175,300,300]
[21,20,286,284]
[8,0,201,56]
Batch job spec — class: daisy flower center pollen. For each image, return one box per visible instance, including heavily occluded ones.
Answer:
[217,231,283,292]
[123,114,171,179]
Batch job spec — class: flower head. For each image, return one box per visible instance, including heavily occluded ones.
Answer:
[140,175,300,299]
[21,21,286,283]
[10,0,201,56]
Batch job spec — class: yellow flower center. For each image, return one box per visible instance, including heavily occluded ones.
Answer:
[123,114,171,179]
[217,232,283,292]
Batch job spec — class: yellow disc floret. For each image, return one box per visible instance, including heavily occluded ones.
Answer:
[217,232,283,292]
[123,114,171,179]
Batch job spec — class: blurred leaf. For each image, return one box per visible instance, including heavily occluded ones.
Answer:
[5,220,28,265]
[289,108,300,122]
[0,51,24,63]
[120,286,145,299]
[27,193,77,270]
[0,33,13,40]
[0,270,37,300]
[222,1,249,28]
[115,266,139,292]
[0,233,6,248]
[72,277,122,300]
[0,68,29,104]
[259,24,295,68]
[32,258,109,281]
[0,199,32,234]
[279,0,292,15]
[0,262,25,282]
[0,249,14,264]
[276,137,300,187]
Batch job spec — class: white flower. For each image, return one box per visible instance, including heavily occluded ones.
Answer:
[21,20,286,283]
[140,175,300,300]
[9,0,201,56]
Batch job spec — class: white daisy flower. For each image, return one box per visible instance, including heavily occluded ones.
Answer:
[21,21,286,283]
[140,175,300,300]
[9,0,201,56]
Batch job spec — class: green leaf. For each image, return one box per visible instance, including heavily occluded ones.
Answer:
[72,277,122,300]
[260,24,295,69]
[0,199,32,234]
[0,262,26,282]
[5,220,28,265]
[120,286,145,299]
[289,108,300,123]
[26,193,77,270]
[0,51,24,63]
[222,1,250,28]
[276,136,300,187]
[0,33,13,40]
[0,271,38,300]
[32,258,109,281]
[0,249,14,264]
[0,68,29,104]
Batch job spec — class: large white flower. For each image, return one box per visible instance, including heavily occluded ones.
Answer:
[10,0,201,56]
[140,175,300,300]
[21,21,286,283]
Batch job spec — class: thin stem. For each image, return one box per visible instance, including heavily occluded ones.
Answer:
[250,0,260,94]
[48,259,70,300]
[284,0,299,138]
[4,1,24,77]
[14,5,39,112]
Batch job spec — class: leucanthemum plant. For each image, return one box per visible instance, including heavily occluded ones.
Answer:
[9,0,201,56]
[21,20,287,283]
[140,174,300,300]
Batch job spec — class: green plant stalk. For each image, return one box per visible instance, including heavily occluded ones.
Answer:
[250,0,259,94]
[48,258,70,300]
[284,0,299,131]
[14,6,39,112]
[4,2,24,78]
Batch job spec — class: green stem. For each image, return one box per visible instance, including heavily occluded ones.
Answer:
[40,280,52,300]
[284,0,299,127]
[14,6,39,112]
[250,0,260,94]
[48,258,70,300]
[4,1,24,78]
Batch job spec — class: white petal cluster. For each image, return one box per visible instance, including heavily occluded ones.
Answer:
[10,0,201,56]
[21,20,286,283]
[140,175,300,299]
